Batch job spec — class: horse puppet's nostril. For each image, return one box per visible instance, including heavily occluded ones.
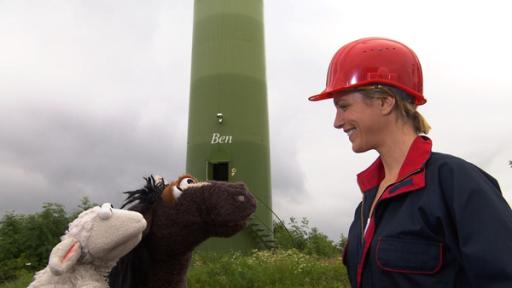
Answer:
[236,195,246,202]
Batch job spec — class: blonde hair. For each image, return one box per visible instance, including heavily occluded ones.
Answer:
[358,85,431,134]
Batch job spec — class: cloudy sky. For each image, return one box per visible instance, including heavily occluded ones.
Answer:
[1,0,511,240]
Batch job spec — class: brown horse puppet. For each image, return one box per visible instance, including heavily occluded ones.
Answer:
[108,175,257,288]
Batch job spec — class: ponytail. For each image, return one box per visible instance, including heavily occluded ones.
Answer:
[412,110,431,135]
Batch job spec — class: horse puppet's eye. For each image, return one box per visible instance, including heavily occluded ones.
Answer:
[178,177,196,191]
[163,176,198,203]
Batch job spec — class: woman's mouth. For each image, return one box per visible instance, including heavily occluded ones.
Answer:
[345,128,356,137]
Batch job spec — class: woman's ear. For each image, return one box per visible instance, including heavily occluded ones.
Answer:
[48,238,81,275]
[379,96,396,115]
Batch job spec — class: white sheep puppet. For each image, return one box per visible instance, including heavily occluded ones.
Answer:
[29,203,147,288]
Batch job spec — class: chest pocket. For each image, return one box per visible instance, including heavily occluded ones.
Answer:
[376,237,443,274]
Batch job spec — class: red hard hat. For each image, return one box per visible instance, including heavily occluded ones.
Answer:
[309,37,426,105]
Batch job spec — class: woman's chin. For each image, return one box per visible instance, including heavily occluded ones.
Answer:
[351,142,371,154]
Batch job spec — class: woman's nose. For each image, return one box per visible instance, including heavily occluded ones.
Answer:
[333,109,344,129]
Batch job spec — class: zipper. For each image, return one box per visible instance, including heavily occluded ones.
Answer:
[360,167,423,243]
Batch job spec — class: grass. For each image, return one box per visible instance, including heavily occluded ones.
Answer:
[188,249,350,288]
[0,270,32,288]
[0,249,350,288]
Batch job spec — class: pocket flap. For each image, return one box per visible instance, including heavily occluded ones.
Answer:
[376,237,443,274]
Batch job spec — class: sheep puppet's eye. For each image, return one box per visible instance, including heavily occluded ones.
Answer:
[98,203,113,220]
[178,177,196,191]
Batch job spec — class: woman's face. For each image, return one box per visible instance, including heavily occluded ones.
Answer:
[333,92,389,153]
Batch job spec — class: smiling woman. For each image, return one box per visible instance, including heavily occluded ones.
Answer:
[332,85,431,154]
[309,37,512,288]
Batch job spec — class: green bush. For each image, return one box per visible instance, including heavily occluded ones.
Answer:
[273,217,345,258]
[1,202,350,287]
[0,203,68,282]
[0,197,97,283]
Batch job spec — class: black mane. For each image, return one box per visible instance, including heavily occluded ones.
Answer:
[109,175,164,288]
[121,175,166,209]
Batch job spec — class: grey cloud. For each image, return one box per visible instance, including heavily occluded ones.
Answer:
[0,99,187,215]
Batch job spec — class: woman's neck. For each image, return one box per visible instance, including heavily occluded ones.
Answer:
[376,125,417,181]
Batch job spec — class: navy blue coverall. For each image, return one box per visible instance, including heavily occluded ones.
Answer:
[343,136,512,288]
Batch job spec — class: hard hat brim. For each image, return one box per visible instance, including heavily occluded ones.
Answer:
[308,81,427,105]
[308,91,332,101]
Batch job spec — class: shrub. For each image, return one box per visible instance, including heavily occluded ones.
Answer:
[273,217,342,258]
[0,197,96,282]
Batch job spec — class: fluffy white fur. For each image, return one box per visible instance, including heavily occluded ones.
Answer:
[29,203,146,288]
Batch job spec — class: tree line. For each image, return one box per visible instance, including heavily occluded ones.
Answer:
[0,198,346,284]
[0,198,97,283]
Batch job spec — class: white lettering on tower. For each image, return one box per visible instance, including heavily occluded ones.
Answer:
[211,133,233,144]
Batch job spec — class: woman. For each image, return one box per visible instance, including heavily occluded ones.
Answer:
[309,37,512,288]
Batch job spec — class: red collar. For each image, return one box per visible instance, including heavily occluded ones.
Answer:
[357,136,432,192]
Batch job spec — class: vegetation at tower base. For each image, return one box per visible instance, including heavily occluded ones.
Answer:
[273,217,347,258]
[188,249,349,288]
[188,217,349,287]
[0,200,349,288]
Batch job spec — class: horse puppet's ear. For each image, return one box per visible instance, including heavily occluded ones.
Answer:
[48,237,81,275]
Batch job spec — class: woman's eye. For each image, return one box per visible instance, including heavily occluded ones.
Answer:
[338,104,348,111]
[179,177,196,190]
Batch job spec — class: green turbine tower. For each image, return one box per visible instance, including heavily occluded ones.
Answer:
[186,0,274,252]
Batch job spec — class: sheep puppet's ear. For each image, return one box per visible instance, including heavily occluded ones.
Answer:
[48,237,81,275]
